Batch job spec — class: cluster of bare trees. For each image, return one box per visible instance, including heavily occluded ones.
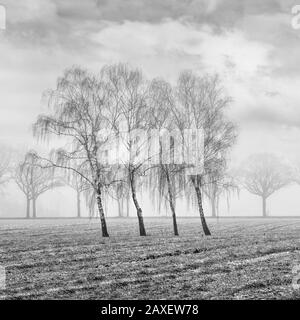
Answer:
[1,64,298,236]
[15,152,63,218]
[29,63,236,237]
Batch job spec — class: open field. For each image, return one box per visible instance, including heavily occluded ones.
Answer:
[0,218,300,300]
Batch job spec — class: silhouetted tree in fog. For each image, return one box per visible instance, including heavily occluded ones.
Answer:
[15,157,33,218]
[15,152,62,218]
[65,170,90,218]
[0,148,11,189]
[109,180,129,217]
[239,154,291,217]
[203,169,238,218]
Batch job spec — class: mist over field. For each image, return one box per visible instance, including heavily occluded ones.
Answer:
[2,184,300,218]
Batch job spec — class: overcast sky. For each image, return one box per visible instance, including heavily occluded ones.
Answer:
[1,0,300,160]
[2,0,300,216]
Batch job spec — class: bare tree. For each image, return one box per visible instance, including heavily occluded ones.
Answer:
[0,148,11,189]
[15,152,63,218]
[239,153,291,217]
[65,171,90,218]
[203,168,238,218]
[203,178,220,218]
[108,181,129,217]
[104,64,149,236]
[33,67,118,236]
[172,72,236,235]
[147,78,186,235]
[15,157,33,218]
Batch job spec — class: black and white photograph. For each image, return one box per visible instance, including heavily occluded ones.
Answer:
[0,0,300,309]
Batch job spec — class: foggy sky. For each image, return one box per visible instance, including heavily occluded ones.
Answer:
[1,0,300,217]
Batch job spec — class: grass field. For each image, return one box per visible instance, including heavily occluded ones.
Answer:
[0,217,300,300]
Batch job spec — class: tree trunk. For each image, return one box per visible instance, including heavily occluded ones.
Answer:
[262,196,267,218]
[26,198,31,219]
[77,191,81,218]
[211,194,217,218]
[121,199,124,217]
[130,172,146,236]
[192,177,211,236]
[89,204,94,218]
[96,186,109,237]
[32,198,37,219]
[117,198,123,217]
[126,196,130,217]
[166,170,179,236]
